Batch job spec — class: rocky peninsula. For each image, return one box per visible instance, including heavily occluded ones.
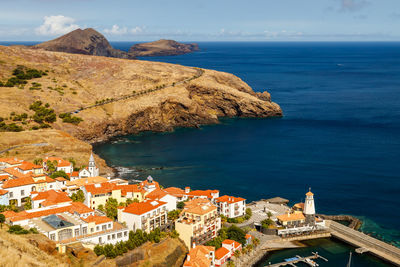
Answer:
[0,45,282,173]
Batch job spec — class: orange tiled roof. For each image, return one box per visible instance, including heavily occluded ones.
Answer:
[183,245,215,267]
[5,202,93,222]
[84,182,117,195]
[277,212,305,222]
[222,239,241,249]
[1,210,17,218]
[0,189,8,195]
[65,176,108,187]
[184,198,217,215]
[82,215,113,225]
[31,190,72,206]
[188,189,219,199]
[245,234,253,239]
[0,175,9,181]
[17,161,42,171]
[2,167,27,178]
[0,158,23,165]
[293,203,304,210]
[145,188,168,200]
[163,187,185,196]
[114,184,144,196]
[55,177,67,182]
[306,191,314,196]
[123,200,167,215]
[2,175,55,189]
[215,246,230,260]
[216,195,245,204]
[71,171,79,177]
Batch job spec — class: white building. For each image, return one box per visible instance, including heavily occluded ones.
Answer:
[43,157,73,174]
[215,195,246,218]
[304,189,316,225]
[145,188,177,211]
[118,200,168,233]
[78,153,99,179]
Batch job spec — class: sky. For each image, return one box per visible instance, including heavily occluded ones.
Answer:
[0,0,399,42]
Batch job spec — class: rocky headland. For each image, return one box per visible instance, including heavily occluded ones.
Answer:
[0,45,281,174]
[31,28,198,59]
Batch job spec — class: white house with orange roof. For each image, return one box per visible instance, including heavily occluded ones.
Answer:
[175,198,221,249]
[1,174,57,206]
[0,189,9,206]
[16,162,43,175]
[0,158,24,170]
[215,195,246,218]
[163,186,219,203]
[118,199,168,233]
[215,239,241,266]
[183,244,215,267]
[43,157,74,174]
[31,190,72,209]
[140,176,160,194]
[145,188,177,211]
[1,202,128,252]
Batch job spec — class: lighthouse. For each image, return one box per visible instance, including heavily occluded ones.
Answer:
[303,188,316,225]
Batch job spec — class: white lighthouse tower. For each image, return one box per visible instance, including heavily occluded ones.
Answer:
[303,188,316,225]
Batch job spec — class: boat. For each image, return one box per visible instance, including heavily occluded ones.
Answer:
[305,258,319,267]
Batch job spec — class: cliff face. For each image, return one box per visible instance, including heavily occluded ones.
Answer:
[32,28,133,59]
[129,39,199,57]
[0,45,281,146]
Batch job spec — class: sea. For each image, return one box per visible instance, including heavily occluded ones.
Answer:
[2,41,399,266]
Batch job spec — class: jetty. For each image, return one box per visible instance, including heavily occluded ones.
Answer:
[266,252,328,267]
[327,220,400,266]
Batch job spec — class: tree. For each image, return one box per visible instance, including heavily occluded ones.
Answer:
[227,225,246,245]
[252,238,260,247]
[105,198,118,219]
[94,245,104,256]
[227,261,235,267]
[71,189,85,202]
[167,209,181,221]
[49,170,69,180]
[261,218,274,229]
[267,211,273,219]
[177,201,185,209]
[0,214,5,229]
[98,204,105,212]
[24,197,32,210]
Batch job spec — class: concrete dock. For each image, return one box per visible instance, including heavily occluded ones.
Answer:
[266,252,328,267]
[327,220,400,266]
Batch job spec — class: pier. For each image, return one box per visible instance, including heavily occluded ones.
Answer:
[327,220,400,266]
[266,252,328,267]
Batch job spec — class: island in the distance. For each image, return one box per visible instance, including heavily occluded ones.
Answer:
[31,28,199,59]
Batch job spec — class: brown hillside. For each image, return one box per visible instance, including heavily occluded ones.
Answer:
[129,39,199,57]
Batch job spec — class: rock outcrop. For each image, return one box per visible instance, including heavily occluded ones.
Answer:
[32,28,134,59]
[129,39,199,57]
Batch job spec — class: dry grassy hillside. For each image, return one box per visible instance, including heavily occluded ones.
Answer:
[0,45,281,144]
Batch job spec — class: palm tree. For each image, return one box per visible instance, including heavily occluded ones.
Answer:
[252,238,260,247]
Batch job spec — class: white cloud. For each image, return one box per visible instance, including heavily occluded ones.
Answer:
[131,26,144,34]
[35,15,80,36]
[104,24,128,35]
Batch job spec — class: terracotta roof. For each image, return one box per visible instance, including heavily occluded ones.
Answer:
[306,191,314,196]
[188,189,219,199]
[245,234,253,239]
[0,158,23,165]
[2,167,27,178]
[140,179,160,190]
[222,239,241,249]
[184,198,217,215]
[55,177,67,182]
[82,215,112,224]
[31,190,72,206]
[164,187,185,196]
[84,182,117,195]
[122,200,167,215]
[2,175,55,189]
[145,188,169,200]
[115,184,144,196]
[216,195,245,204]
[71,171,79,177]
[0,189,8,195]
[215,246,230,260]
[277,212,305,222]
[183,245,215,267]
[0,175,9,181]
[5,202,93,222]
[1,210,17,218]
[44,157,72,168]
[293,203,304,210]
[17,162,42,171]
[65,176,108,187]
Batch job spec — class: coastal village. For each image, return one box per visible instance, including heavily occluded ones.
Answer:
[0,154,399,267]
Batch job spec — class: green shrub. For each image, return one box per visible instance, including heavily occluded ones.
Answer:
[59,113,83,125]
[29,101,56,124]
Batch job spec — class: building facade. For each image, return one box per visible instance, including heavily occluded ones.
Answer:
[215,195,246,218]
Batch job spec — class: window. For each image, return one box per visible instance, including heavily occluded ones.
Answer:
[74,228,80,237]
[21,190,24,196]
[99,237,102,243]
[108,235,111,240]
[91,228,94,233]
[96,226,100,231]
[108,223,112,229]
[9,192,13,198]
[112,234,115,239]
[50,234,55,240]
[82,227,87,235]
[102,225,107,231]
[49,185,53,189]
[117,233,122,238]
[124,231,127,237]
